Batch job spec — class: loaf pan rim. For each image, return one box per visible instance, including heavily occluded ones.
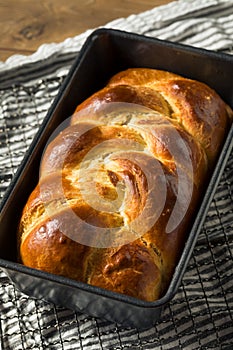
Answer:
[0,27,233,312]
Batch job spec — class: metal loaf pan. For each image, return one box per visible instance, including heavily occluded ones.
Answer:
[0,29,233,330]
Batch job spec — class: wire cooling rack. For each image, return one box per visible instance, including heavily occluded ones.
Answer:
[1,0,233,348]
[0,74,66,198]
[0,51,233,350]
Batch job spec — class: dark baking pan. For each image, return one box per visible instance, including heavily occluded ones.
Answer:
[0,28,233,330]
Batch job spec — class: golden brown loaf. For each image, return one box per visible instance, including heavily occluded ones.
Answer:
[18,68,233,301]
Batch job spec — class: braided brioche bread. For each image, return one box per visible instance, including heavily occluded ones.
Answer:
[18,68,232,301]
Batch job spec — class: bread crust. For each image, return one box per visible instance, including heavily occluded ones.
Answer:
[18,68,232,301]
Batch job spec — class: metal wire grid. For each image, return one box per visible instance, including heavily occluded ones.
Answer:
[0,71,233,350]
[0,74,69,199]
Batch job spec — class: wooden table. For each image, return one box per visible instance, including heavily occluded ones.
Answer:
[0,0,173,62]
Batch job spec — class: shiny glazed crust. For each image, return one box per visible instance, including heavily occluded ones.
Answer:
[18,68,232,301]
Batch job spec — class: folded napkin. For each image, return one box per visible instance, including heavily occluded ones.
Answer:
[0,0,233,349]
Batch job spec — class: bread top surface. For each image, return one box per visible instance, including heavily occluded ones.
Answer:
[19,68,232,301]
[73,68,231,163]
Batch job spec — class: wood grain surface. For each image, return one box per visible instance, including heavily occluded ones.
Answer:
[0,0,173,62]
